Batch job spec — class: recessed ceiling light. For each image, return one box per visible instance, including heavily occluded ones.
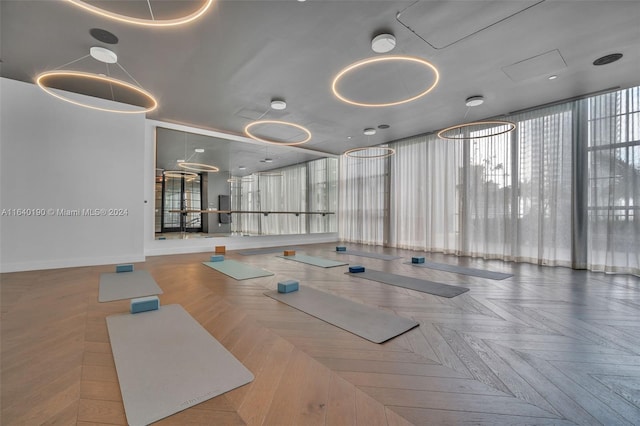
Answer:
[363,128,376,136]
[371,33,396,53]
[270,99,287,110]
[593,53,623,66]
[177,159,185,163]
[194,148,205,153]
[377,124,390,129]
[238,166,246,170]
[347,136,352,139]
[465,96,484,107]
[265,158,273,163]
[548,75,558,80]
[90,46,118,64]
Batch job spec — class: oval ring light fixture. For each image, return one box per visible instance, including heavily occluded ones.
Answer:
[244,120,312,145]
[65,0,214,27]
[164,171,198,179]
[332,56,440,107]
[178,162,220,173]
[36,70,158,114]
[344,146,396,159]
[437,121,516,140]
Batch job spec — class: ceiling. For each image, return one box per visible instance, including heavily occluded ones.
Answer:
[2,0,639,170]
[155,126,327,176]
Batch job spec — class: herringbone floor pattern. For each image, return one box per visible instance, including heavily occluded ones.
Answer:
[2,242,639,425]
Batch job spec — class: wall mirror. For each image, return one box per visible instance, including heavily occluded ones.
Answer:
[155,127,337,239]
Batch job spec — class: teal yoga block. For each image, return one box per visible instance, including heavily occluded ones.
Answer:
[412,256,425,264]
[278,280,299,293]
[210,255,225,262]
[116,264,134,273]
[349,266,365,273]
[130,296,160,314]
[336,246,347,251]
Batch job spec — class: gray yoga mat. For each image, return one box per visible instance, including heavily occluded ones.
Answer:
[202,259,274,280]
[99,270,163,302]
[347,269,469,298]
[107,304,253,426]
[405,259,513,280]
[265,286,418,343]
[337,250,401,261]
[238,246,300,256]
[277,254,348,268]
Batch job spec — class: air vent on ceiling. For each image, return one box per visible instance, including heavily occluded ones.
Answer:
[593,53,623,66]
[90,28,119,45]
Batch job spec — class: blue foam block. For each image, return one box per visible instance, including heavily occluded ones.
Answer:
[278,280,299,293]
[336,246,347,251]
[349,265,365,273]
[116,264,134,273]
[412,256,425,264]
[130,296,160,314]
[210,255,225,262]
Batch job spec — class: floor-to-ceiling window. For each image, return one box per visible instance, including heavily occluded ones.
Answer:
[232,159,338,236]
[587,87,640,273]
[389,135,462,253]
[340,86,639,275]
[309,158,338,233]
[339,150,388,245]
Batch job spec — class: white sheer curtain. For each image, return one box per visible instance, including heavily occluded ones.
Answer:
[464,108,573,265]
[586,87,640,274]
[308,158,338,233]
[389,135,462,253]
[235,164,307,235]
[238,178,260,235]
[259,164,307,235]
[511,107,573,265]
[465,124,514,258]
[389,105,573,266]
[338,152,387,245]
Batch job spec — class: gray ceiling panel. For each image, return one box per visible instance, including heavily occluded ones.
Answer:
[2,0,639,167]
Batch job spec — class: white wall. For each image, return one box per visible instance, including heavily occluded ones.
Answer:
[0,78,146,272]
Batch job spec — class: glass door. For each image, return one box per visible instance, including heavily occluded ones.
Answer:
[161,173,202,233]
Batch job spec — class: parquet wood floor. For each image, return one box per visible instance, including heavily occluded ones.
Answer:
[2,242,639,425]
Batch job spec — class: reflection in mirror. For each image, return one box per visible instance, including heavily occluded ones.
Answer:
[155,127,337,239]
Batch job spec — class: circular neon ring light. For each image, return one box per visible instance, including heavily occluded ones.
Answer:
[65,0,214,27]
[437,121,517,140]
[244,120,312,145]
[178,162,219,173]
[36,71,158,114]
[344,147,396,159]
[332,56,440,107]
[164,171,198,179]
